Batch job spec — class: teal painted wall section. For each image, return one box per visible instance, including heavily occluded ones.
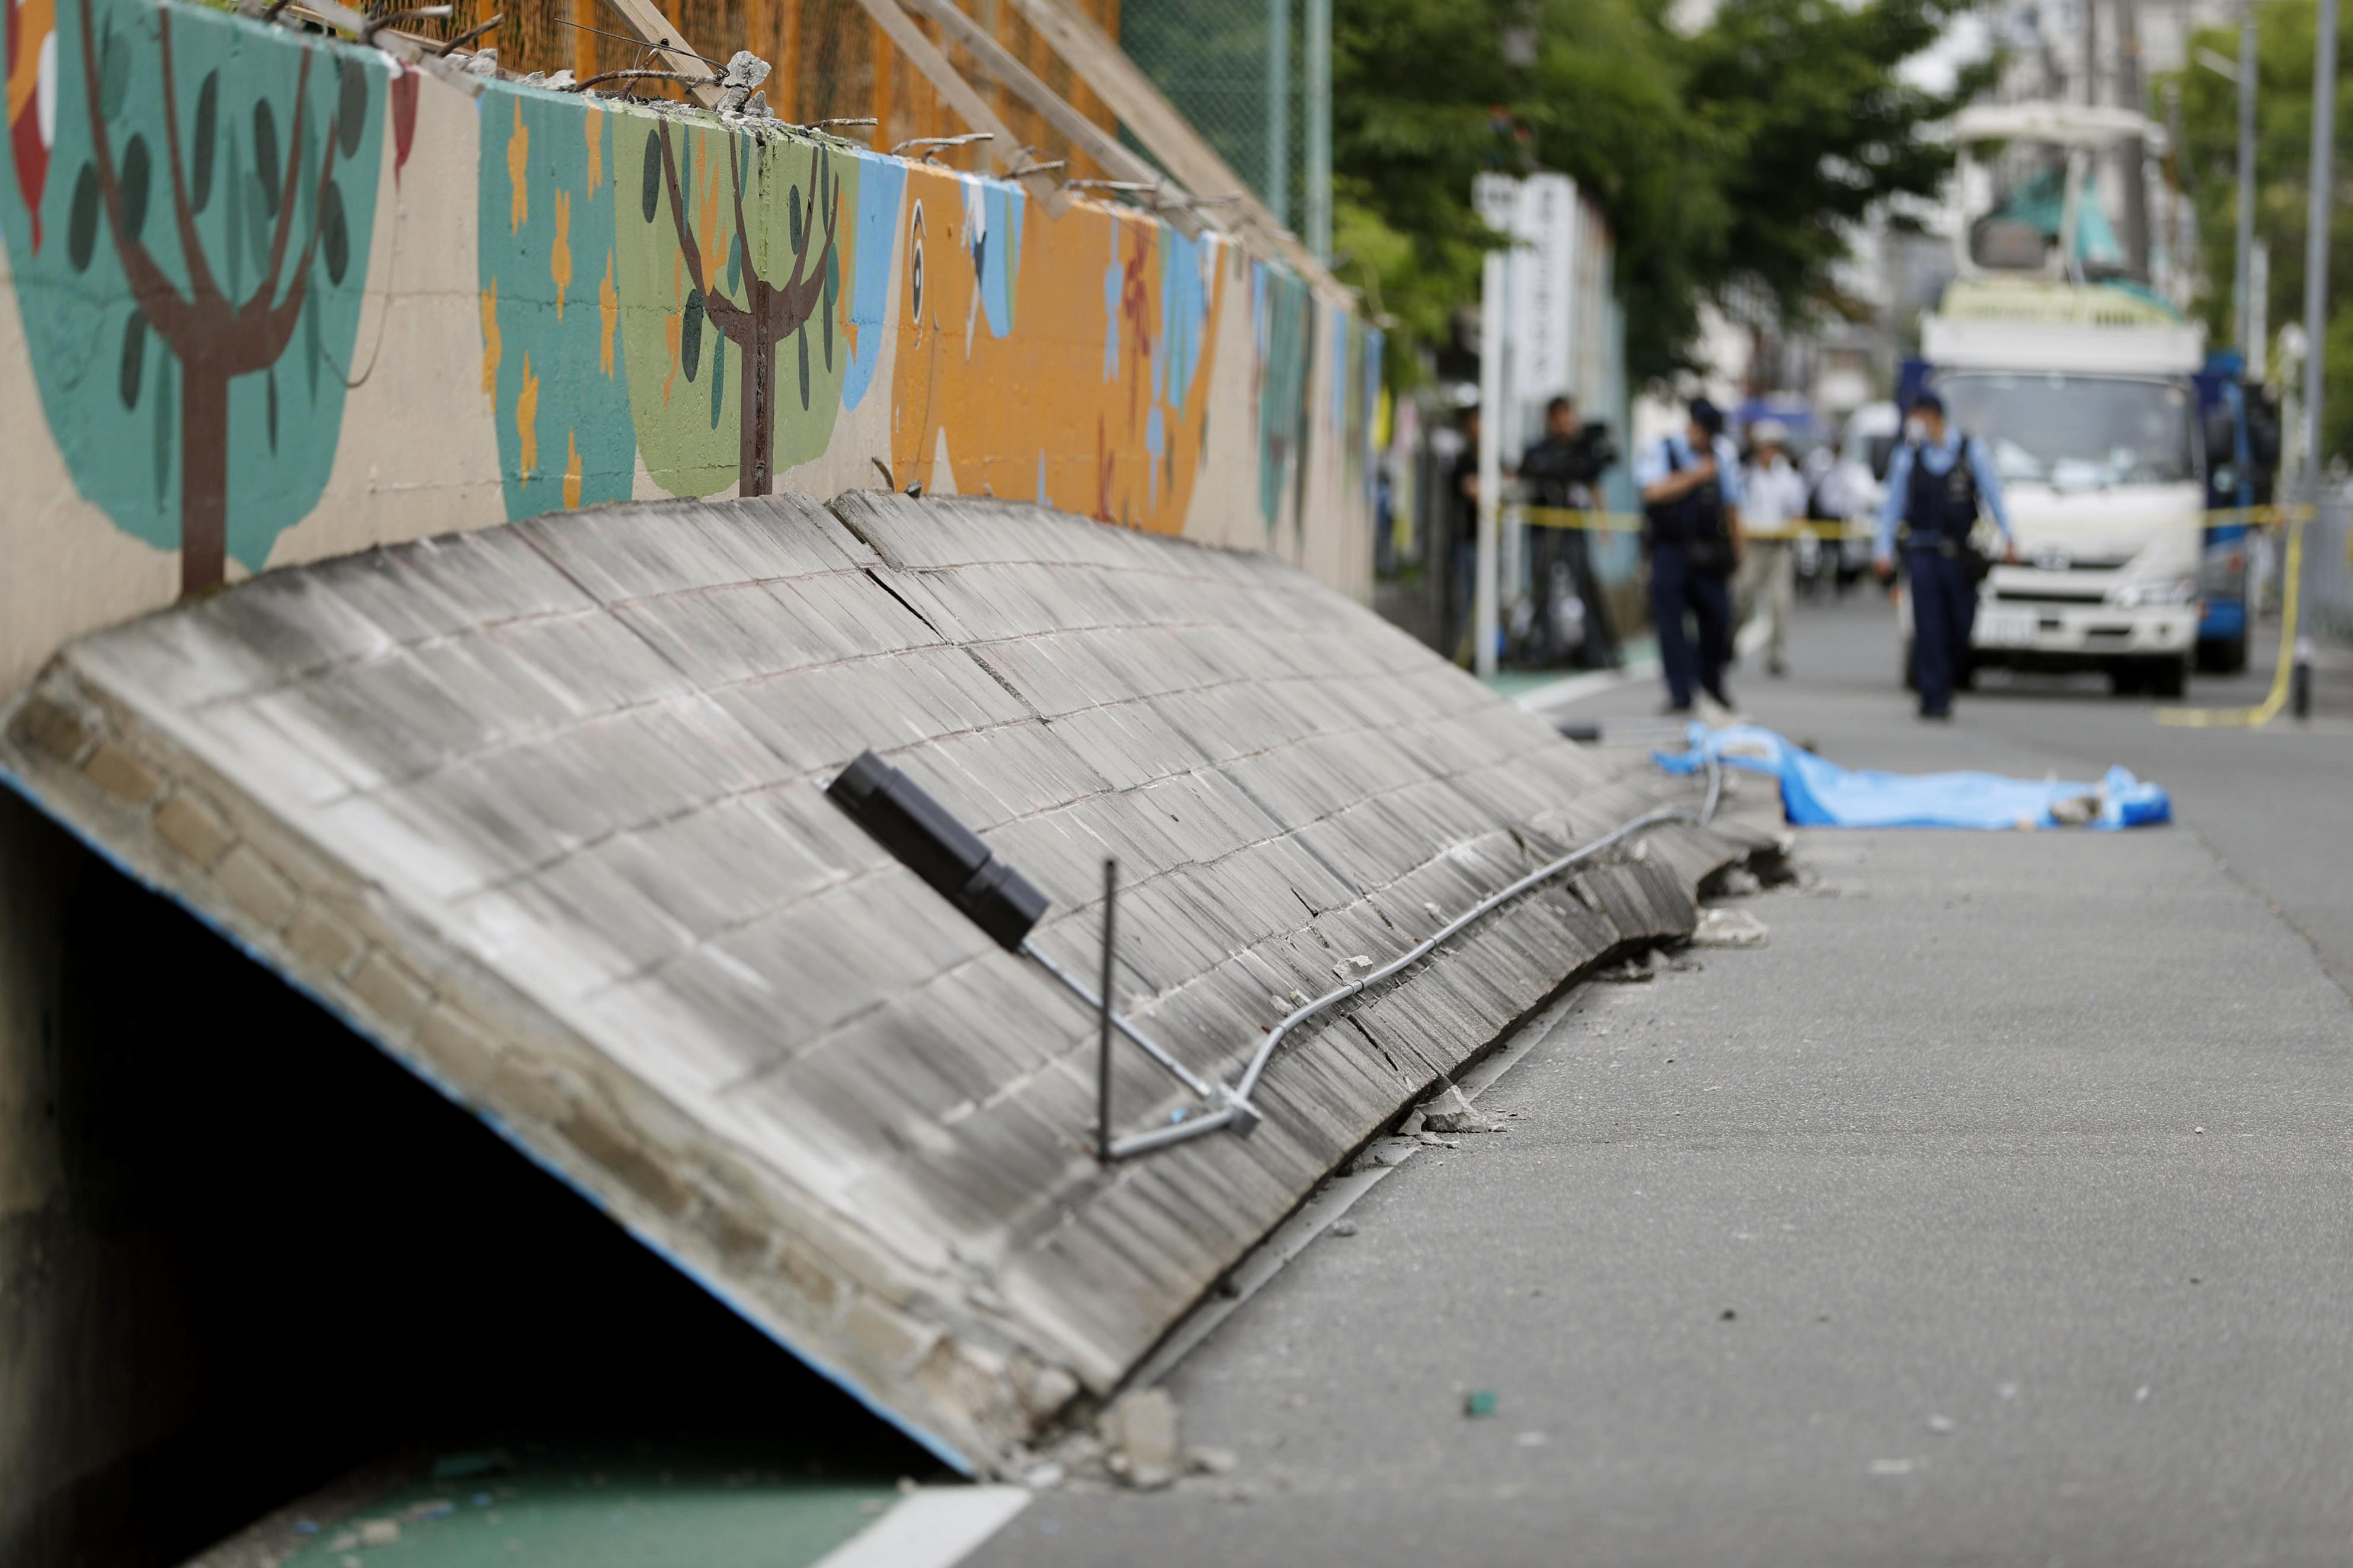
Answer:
[0,0,382,588]
[476,88,637,520]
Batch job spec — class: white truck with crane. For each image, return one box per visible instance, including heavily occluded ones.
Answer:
[1900,103,2207,699]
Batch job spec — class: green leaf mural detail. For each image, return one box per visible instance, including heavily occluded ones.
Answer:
[66,166,100,271]
[614,111,859,498]
[251,98,279,217]
[119,307,146,408]
[192,73,218,212]
[0,0,388,593]
[119,135,149,244]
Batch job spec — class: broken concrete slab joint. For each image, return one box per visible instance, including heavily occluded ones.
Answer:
[0,492,1781,1477]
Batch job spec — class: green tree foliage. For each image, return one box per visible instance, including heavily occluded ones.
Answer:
[2163,0,2353,460]
[1332,0,1989,388]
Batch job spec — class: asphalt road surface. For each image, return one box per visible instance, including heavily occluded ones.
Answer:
[968,594,2353,1568]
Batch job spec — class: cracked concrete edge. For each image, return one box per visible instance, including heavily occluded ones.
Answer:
[0,665,1042,1475]
[0,659,1785,1479]
[1115,789,1786,1400]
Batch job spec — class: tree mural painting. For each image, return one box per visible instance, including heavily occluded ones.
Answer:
[616,114,853,499]
[477,90,636,521]
[0,0,382,595]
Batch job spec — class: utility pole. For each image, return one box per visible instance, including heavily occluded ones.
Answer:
[1473,175,1517,681]
[2301,0,2337,496]
[2237,5,2259,353]
[2081,0,2099,106]
[2294,0,2336,718]
[1267,0,1290,230]
[1305,0,1331,260]
[2116,0,2151,279]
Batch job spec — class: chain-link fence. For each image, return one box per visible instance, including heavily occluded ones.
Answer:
[1116,0,1314,234]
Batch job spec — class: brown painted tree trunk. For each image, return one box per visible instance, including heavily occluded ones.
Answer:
[180,371,230,597]
[737,302,774,497]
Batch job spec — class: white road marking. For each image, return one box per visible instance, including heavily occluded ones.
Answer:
[810,1486,1031,1568]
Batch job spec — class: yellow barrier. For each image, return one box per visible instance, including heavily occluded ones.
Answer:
[1515,504,2307,542]
[2156,509,2304,728]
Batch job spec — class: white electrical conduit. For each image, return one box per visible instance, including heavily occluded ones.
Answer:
[1025,753,1726,1161]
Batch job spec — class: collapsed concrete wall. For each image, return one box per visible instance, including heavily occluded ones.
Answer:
[0,0,1380,701]
[1,495,1774,1476]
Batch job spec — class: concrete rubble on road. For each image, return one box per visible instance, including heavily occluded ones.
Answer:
[1692,907,1771,946]
[0,492,1781,1475]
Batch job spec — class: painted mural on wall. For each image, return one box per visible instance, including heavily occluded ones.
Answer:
[1,0,1379,695]
[1,0,387,594]
[477,89,635,519]
[1252,261,1311,537]
[617,112,859,497]
[884,171,1222,531]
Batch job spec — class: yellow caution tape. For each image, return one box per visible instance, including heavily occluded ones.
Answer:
[1513,503,2308,541]
[2156,510,2304,729]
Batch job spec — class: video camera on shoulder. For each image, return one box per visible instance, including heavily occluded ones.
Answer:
[1561,419,1618,484]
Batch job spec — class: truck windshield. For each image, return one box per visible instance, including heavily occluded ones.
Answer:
[1936,372,2195,486]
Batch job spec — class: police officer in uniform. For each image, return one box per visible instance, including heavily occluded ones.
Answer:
[1873,391,2016,719]
[1637,398,1745,714]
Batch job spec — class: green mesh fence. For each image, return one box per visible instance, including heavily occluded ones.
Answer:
[1118,0,1315,237]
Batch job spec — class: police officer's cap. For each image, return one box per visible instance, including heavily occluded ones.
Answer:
[1910,390,1946,417]
[1688,397,1725,436]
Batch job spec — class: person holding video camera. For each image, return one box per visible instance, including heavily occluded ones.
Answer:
[1517,395,1622,668]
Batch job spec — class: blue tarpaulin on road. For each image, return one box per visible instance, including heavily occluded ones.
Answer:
[1657,725,2171,830]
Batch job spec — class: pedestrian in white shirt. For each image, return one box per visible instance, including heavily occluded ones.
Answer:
[1738,420,1809,675]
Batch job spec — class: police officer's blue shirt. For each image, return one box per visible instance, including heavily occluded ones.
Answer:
[1634,432,1745,508]
[1874,430,2013,559]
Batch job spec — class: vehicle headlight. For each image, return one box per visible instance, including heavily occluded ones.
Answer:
[2110,574,2198,608]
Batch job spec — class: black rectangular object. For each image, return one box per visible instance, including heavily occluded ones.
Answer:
[826,750,1051,950]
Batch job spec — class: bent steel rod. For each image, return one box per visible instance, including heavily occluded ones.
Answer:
[1028,752,1725,1159]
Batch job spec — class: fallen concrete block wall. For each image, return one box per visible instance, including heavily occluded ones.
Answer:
[0,494,1778,1474]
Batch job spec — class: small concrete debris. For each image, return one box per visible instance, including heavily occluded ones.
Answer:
[1398,1110,1427,1135]
[1714,866,1764,898]
[1927,1415,1957,1435]
[356,1519,400,1547]
[1022,1461,1068,1489]
[1464,1390,1499,1418]
[1596,955,1657,983]
[1331,954,1375,977]
[1100,1388,1183,1490]
[1188,1446,1239,1476]
[1419,1084,1503,1134]
[1692,907,1769,947]
[716,49,772,113]
[1329,1220,1359,1237]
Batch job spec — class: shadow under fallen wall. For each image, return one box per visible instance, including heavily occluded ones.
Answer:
[4,800,933,1568]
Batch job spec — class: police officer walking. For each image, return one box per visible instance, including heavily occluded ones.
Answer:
[1873,391,2016,720]
[1637,398,1745,715]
